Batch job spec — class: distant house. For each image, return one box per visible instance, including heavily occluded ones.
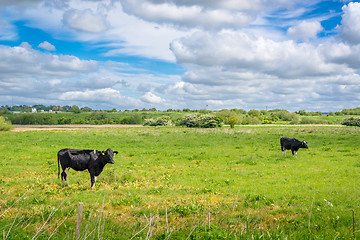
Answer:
[32,108,37,113]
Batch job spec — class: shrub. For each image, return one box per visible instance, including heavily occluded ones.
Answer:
[178,114,200,127]
[0,116,12,131]
[119,114,142,124]
[178,114,222,128]
[300,117,328,124]
[87,112,113,124]
[57,117,72,124]
[241,116,262,125]
[155,116,172,126]
[10,114,57,124]
[342,117,360,127]
[143,118,156,126]
[73,118,87,124]
[143,116,172,126]
[198,114,222,128]
[228,115,239,128]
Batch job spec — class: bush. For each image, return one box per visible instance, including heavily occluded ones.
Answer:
[57,117,72,124]
[87,112,113,124]
[143,116,172,126]
[228,115,239,128]
[342,117,360,127]
[73,118,87,124]
[0,116,12,131]
[119,114,142,124]
[10,114,57,125]
[198,114,222,128]
[300,117,328,124]
[241,116,262,125]
[178,114,222,128]
[178,114,200,127]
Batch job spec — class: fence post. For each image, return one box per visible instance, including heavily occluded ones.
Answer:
[166,207,169,234]
[76,202,83,240]
[353,210,355,240]
[208,205,210,230]
[204,196,206,232]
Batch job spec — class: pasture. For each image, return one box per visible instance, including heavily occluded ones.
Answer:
[0,125,359,239]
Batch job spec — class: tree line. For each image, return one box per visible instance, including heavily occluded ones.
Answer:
[1,105,360,129]
[2,104,360,115]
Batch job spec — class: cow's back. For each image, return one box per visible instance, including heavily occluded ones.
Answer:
[280,137,291,146]
[280,137,298,148]
[58,149,94,171]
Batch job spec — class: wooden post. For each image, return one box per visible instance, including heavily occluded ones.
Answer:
[76,202,83,240]
[204,196,206,232]
[208,205,210,230]
[166,207,169,234]
[353,210,355,240]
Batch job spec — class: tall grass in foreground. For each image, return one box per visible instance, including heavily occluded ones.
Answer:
[0,125,359,239]
[0,116,12,131]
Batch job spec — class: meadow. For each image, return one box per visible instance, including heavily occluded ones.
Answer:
[0,125,359,239]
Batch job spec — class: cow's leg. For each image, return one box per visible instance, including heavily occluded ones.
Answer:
[294,151,298,158]
[65,168,70,185]
[281,146,286,156]
[90,171,96,190]
[61,168,70,187]
[61,171,66,187]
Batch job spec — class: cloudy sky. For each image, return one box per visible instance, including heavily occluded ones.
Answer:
[0,0,360,111]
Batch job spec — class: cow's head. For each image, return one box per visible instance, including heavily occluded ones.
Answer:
[301,141,309,149]
[101,148,118,164]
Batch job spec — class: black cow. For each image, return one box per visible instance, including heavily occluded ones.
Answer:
[280,137,308,157]
[57,148,118,189]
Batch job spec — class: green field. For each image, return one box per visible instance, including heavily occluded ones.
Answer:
[0,125,359,239]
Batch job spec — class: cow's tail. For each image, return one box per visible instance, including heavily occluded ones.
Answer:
[57,152,60,179]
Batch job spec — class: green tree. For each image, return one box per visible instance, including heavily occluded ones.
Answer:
[228,115,239,128]
[81,107,92,112]
[70,105,81,113]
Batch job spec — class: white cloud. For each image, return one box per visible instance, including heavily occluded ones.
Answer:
[140,92,165,104]
[320,42,360,69]
[166,26,360,111]
[0,43,97,77]
[339,2,360,45]
[0,0,43,7]
[170,31,351,80]
[38,41,56,51]
[0,18,17,40]
[62,8,108,33]
[58,88,142,109]
[0,42,99,103]
[287,20,323,41]
[1,0,360,112]
[121,0,255,30]
[120,0,303,30]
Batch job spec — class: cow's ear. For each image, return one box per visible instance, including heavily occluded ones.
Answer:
[114,151,118,155]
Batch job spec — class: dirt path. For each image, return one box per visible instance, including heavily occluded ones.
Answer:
[12,124,143,132]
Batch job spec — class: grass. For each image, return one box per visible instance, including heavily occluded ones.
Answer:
[0,125,360,239]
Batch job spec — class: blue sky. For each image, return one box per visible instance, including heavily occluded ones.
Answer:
[0,0,360,111]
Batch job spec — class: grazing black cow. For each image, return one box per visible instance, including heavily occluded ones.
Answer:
[280,137,308,157]
[57,148,118,189]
